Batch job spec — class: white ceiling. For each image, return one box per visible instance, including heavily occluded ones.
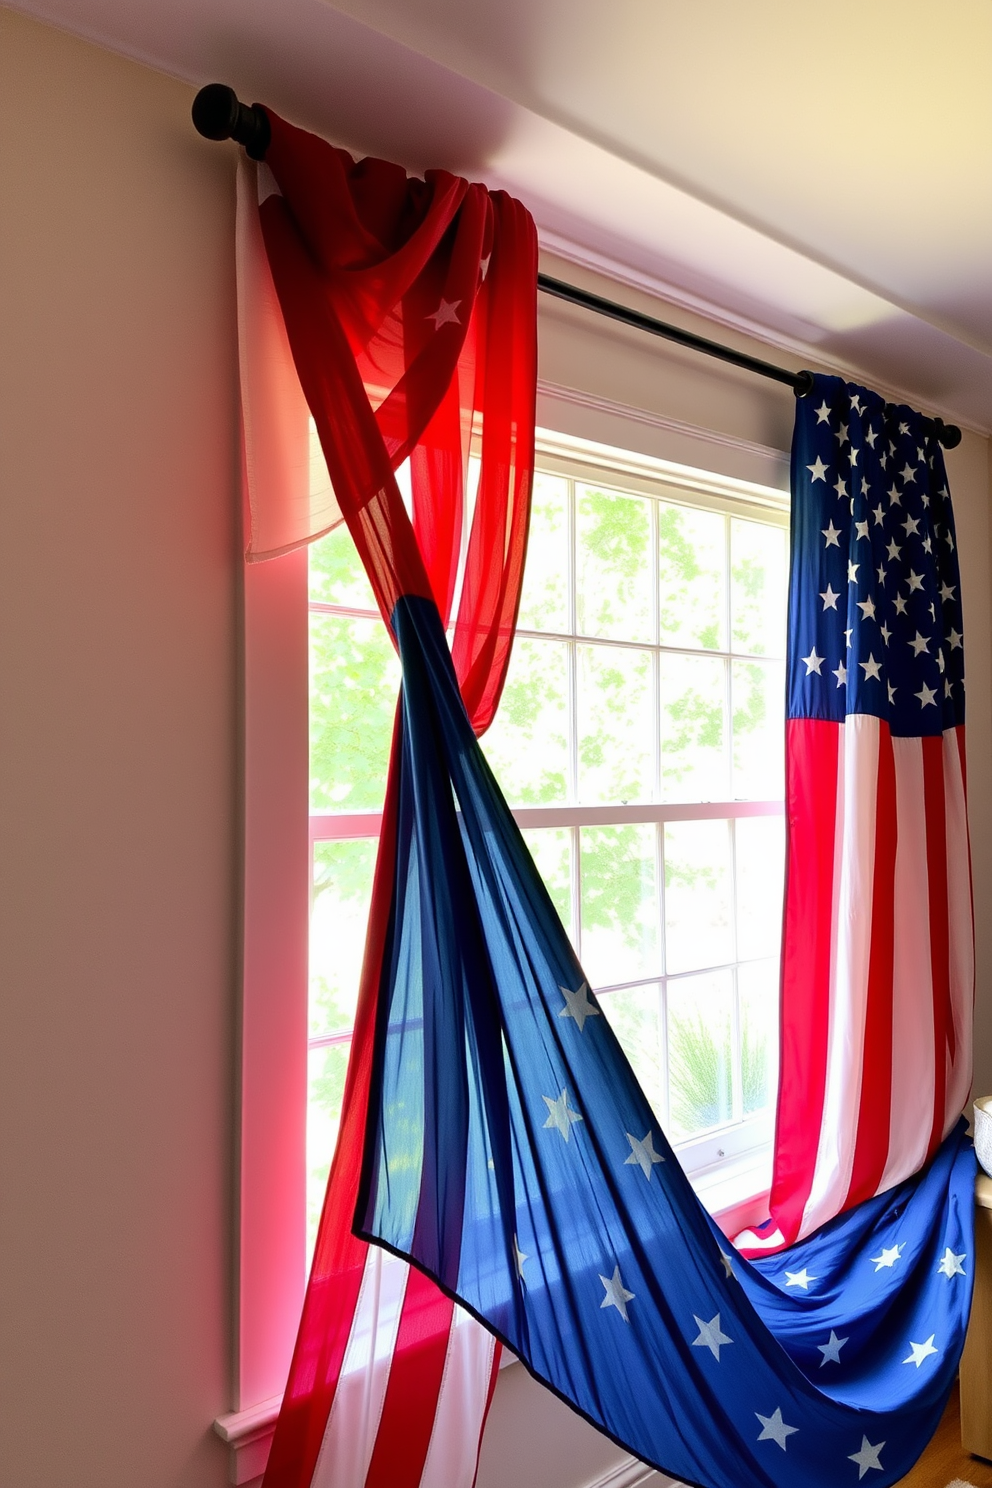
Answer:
[14,0,992,428]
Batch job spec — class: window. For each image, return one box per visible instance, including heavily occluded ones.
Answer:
[306,433,788,1253]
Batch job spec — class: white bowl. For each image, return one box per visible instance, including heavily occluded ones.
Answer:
[974,1096,992,1177]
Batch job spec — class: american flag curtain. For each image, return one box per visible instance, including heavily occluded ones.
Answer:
[769,374,974,1247]
[242,106,977,1480]
[250,110,538,1488]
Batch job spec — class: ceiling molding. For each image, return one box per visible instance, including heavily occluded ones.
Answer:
[539,232,992,440]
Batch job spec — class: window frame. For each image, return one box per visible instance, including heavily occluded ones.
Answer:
[306,433,788,1216]
[228,426,789,1455]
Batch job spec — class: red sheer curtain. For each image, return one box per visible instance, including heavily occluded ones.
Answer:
[255,112,537,1488]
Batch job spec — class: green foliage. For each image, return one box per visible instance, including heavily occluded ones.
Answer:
[669,1000,771,1137]
[580,826,656,958]
[577,488,651,640]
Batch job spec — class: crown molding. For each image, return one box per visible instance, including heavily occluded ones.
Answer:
[538,230,989,441]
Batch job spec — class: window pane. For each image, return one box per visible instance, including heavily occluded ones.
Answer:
[664,818,733,974]
[309,521,378,612]
[520,827,573,940]
[667,969,734,1141]
[658,503,726,650]
[307,1040,349,1256]
[659,652,728,802]
[577,644,653,804]
[517,472,569,633]
[732,659,785,799]
[482,638,569,805]
[576,485,652,643]
[738,960,780,1117]
[731,518,787,658]
[310,839,376,1037]
[600,984,665,1127]
[580,825,660,987]
[309,614,400,811]
[734,816,785,961]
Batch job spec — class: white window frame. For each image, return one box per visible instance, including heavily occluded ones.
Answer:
[307,433,788,1205]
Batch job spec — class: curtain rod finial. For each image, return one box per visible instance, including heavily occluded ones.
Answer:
[191,83,270,160]
[793,370,815,398]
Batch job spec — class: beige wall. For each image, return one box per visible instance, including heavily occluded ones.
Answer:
[1,9,990,1488]
[0,11,236,1486]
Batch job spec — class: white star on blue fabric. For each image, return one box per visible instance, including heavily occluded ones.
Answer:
[599,1265,634,1321]
[803,649,824,676]
[815,400,831,424]
[822,521,841,548]
[856,596,876,621]
[625,1129,665,1180]
[514,1234,528,1280]
[859,655,883,682]
[558,982,600,1032]
[542,1089,583,1141]
[755,1408,798,1449]
[916,683,937,708]
[937,1247,966,1278]
[849,1436,885,1478]
[807,456,829,482]
[784,1268,816,1290]
[833,662,847,688]
[870,1243,904,1271]
[820,584,840,611]
[817,1330,848,1365]
[691,1312,733,1360]
[903,1334,938,1368]
[909,631,930,656]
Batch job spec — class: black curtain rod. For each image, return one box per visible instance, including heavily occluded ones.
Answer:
[191,84,962,451]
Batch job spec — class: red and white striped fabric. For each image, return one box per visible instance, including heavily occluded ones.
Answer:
[247,106,537,1488]
[755,376,975,1252]
[304,1249,499,1488]
[262,752,501,1488]
[770,717,973,1247]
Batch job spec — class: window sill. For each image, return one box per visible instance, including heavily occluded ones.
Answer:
[214,1395,282,1487]
[691,1143,772,1237]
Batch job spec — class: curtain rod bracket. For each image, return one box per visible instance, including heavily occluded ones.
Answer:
[191,85,962,450]
[192,83,270,160]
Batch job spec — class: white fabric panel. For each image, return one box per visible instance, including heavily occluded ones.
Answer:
[880,737,935,1193]
[235,156,340,560]
[943,731,975,1124]
[311,1248,410,1488]
[417,1307,498,1488]
[802,715,877,1238]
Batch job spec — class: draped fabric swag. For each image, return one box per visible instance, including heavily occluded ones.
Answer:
[249,111,538,1488]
